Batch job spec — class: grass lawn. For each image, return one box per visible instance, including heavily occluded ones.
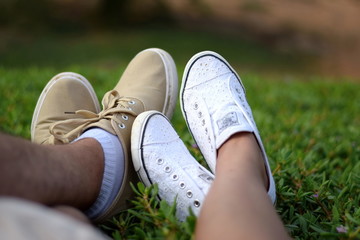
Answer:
[0,27,359,239]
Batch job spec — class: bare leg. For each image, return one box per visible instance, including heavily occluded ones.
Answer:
[195,133,290,240]
[0,132,104,210]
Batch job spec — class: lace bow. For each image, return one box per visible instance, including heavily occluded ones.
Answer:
[49,90,136,144]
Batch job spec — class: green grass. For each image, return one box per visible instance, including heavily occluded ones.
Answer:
[0,28,359,239]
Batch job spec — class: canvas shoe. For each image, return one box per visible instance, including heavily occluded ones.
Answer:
[131,111,214,221]
[31,72,101,144]
[49,48,178,222]
[180,51,276,203]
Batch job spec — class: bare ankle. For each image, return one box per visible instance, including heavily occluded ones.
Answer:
[217,132,269,190]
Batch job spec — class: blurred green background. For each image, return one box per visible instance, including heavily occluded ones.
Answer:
[1,0,360,79]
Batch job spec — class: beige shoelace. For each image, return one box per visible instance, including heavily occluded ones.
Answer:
[49,90,137,144]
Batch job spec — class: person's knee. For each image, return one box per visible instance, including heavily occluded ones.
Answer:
[53,205,91,224]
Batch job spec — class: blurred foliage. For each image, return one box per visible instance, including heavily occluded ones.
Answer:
[0,0,52,29]
[99,0,173,27]
[0,0,174,32]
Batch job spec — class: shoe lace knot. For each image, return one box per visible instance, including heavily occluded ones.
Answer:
[49,90,138,144]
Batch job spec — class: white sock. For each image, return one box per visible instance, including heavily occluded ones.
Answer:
[73,128,125,219]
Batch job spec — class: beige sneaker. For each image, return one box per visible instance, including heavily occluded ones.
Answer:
[31,72,100,144]
[50,48,178,222]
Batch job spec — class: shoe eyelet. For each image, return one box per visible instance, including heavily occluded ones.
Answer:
[179,182,186,189]
[127,107,132,111]
[164,166,171,173]
[128,100,136,105]
[118,123,126,129]
[205,128,208,134]
[202,119,205,126]
[186,190,193,198]
[157,158,164,165]
[238,93,244,100]
[122,115,129,120]
[198,112,202,118]
[194,200,200,208]
[208,136,211,143]
[172,174,178,181]
[193,103,198,110]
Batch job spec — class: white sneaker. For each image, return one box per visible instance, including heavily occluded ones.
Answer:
[180,51,276,203]
[131,111,214,221]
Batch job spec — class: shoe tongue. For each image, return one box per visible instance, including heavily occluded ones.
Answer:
[212,104,253,149]
[183,164,214,195]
